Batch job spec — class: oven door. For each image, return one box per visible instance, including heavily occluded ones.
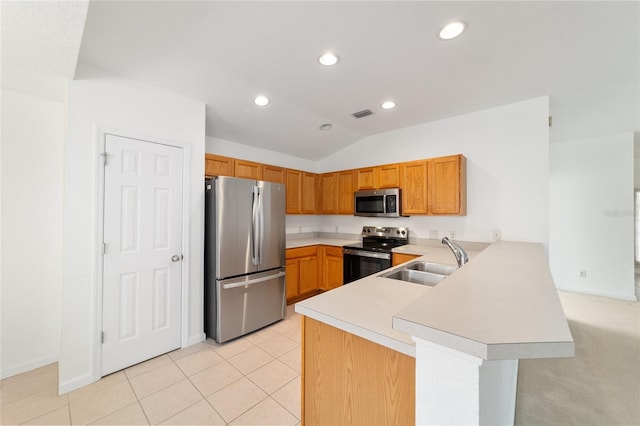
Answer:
[343,248,392,284]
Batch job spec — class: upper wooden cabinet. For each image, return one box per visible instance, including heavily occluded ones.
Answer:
[263,164,286,184]
[301,173,318,214]
[377,163,400,188]
[205,154,234,177]
[286,169,302,214]
[401,160,429,215]
[320,173,338,214]
[356,164,400,190]
[321,170,355,215]
[234,159,263,180]
[205,153,465,216]
[337,170,356,214]
[356,168,376,190]
[287,170,319,215]
[428,154,466,215]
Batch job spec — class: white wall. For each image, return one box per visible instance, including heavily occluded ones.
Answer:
[206,136,317,172]
[207,98,550,245]
[1,89,64,378]
[316,97,550,245]
[60,76,206,393]
[549,133,636,300]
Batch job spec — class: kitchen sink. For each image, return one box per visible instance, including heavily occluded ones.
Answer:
[380,269,447,286]
[404,261,457,276]
[379,260,458,286]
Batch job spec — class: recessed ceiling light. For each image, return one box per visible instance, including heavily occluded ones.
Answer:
[439,21,467,40]
[319,123,333,131]
[254,95,270,106]
[381,101,396,110]
[318,52,339,66]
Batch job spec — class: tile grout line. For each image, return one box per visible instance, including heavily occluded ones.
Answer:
[125,371,153,426]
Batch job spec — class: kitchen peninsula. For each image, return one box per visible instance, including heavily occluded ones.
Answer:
[295,240,574,425]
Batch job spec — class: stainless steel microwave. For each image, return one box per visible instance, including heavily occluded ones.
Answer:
[354,188,402,217]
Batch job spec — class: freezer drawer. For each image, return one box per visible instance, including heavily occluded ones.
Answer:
[207,268,286,343]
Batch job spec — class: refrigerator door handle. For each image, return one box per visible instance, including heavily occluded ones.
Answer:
[251,186,260,265]
[257,186,264,265]
[221,270,286,290]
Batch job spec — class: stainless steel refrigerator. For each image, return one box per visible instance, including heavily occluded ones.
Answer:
[204,176,286,343]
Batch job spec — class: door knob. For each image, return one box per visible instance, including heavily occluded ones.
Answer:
[171,255,182,262]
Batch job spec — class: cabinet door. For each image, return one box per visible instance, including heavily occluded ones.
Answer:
[301,173,317,214]
[235,159,263,180]
[322,246,344,290]
[377,164,400,188]
[205,154,234,177]
[263,164,286,184]
[320,173,338,214]
[299,255,319,294]
[401,160,428,215]
[392,253,420,266]
[428,154,466,215]
[337,170,355,215]
[286,170,302,214]
[356,168,377,190]
[285,258,300,303]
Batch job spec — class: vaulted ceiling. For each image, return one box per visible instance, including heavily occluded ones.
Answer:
[3,1,639,160]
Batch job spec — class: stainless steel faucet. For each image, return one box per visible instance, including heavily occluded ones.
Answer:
[442,237,469,267]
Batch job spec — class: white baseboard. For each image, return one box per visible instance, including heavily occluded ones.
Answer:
[58,371,98,395]
[0,354,59,380]
[557,286,638,302]
[187,332,206,347]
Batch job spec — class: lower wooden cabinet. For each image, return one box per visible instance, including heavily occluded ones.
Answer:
[392,252,421,266]
[285,246,320,304]
[302,317,415,425]
[286,245,344,304]
[321,245,343,290]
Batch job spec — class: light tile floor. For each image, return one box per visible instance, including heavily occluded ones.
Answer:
[0,306,302,425]
[5,291,638,425]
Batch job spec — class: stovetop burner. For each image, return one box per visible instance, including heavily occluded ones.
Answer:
[343,226,409,253]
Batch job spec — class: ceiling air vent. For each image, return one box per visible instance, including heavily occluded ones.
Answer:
[351,109,373,119]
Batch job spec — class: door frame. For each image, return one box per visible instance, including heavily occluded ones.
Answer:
[93,126,192,382]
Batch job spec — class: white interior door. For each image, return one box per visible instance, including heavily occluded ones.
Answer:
[101,134,183,376]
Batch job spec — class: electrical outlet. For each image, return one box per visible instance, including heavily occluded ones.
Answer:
[449,231,456,239]
[493,229,501,241]
[580,270,587,278]
[429,230,439,239]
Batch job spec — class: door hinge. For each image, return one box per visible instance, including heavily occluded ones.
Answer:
[101,332,105,344]
[100,152,108,166]
[548,115,553,127]
[101,242,106,255]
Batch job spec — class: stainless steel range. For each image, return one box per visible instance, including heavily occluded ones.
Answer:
[343,226,409,284]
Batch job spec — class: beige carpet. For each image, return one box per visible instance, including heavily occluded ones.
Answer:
[515,291,640,425]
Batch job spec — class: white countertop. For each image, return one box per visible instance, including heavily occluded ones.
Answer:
[286,237,358,249]
[294,277,428,357]
[295,241,575,361]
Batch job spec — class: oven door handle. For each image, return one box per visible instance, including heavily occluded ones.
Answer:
[343,248,391,260]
